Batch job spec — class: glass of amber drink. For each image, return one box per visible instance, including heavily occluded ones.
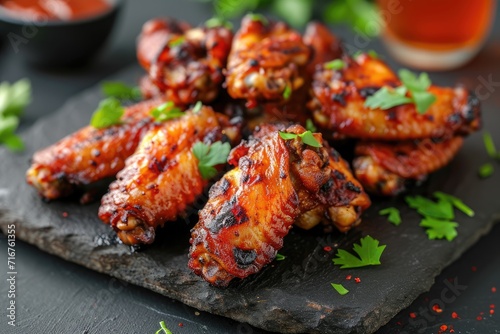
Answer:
[377,0,496,70]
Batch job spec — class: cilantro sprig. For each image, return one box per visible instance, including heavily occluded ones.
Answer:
[283,84,292,100]
[275,253,286,261]
[365,69,437,114]
[479,131,499,178]
[279,130,322,148]
[101,81,141,100]
[155,321,173,334]
[193,141,231,180]
[324,59,345,70]
[333,235,386,269]
[90,97,124,129]
[305,119,317,133]
[0,79,31,152]
[150,102,184,122]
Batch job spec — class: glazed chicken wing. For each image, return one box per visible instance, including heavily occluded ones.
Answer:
[189,124,370,286]
[98,105,241,245]
[309,53,481,140]
[26,98,165,200]
[138,18,233,105]
[225,14,310,107]
[353,137,464,196]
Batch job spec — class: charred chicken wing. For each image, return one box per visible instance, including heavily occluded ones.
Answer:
[353,137,464,196]
[225,14,310,107]
[189,124,370,286]
[98,105,241,245]
[26,98,165,200]
[138,18,233,105]
[309,54,481,140]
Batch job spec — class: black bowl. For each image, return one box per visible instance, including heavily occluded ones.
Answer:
[0,0,123,67]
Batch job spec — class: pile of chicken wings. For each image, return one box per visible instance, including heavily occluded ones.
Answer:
[26,14,480,287]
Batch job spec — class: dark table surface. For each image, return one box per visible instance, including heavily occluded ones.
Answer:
[1,1,499,333]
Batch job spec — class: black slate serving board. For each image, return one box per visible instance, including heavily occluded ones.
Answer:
[0,65,499,334]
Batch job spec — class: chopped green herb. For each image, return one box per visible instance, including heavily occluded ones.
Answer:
[272,0,313,27]
[398,69,437,114]
[353,50,379,59]
[279,130,322,148]
[150,102,184,122]
[247,13,268,25]
[204,16,233,29]
[479,163,494,178]
[193,141,231,180]
[324,59,345,70]
[483,132,498,159]
[0,79,31,152]
[325,0,380,37]
[168,36,185,48]
[331,283,349,295]
[283,84,292,100]
[433,192,474,217]
[333,235,386,269]
[155,321,173,334]
[365,86,412,110]
[405,195,454,220]
[192,101,203,114]
[275,253,286,261]
[419,217,458,242]
[379,207,401,226]
[90,97,124,129]
[0,116,24,152]
[101,81,141,100]
[305,118,317,133]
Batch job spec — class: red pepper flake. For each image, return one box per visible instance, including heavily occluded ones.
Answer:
[480,311,484,315]
[451,311,459,319]
[396,321,402,326]
[490,304,495,309]
[432,304,443,313]
[178,323,184,327]
[449,325,455,333]
[477,315,483,321]
[345,275,352,280]
[471,266,477,272]
[354,277,361,283]
[62,212,69,218]
[440,324,448,332]
[409,312,417,319]
[492,287,497,293]
[323,246,332,252]
[490,309,495,315]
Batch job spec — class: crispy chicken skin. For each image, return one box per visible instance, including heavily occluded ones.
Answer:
[303,21,342,78]
[354,137,464,196]
[26,98,165,200]
[189,124,370,286]
[309,54,481,140]
[138,18,233,105]
[98,106,241,245]
[225,14,310,107]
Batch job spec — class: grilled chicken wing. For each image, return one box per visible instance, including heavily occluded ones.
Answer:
[138,18,233,105]
[225,14,310,107]
[26,98,165,200]
[189,124,370,286]
[353,137,464,196]
[309,53,481,140]
[98,105,241,245]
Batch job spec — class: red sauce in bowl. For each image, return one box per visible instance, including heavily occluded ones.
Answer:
[0,0,111,21]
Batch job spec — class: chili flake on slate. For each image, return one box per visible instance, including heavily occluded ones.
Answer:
[178,323,184,327]
[432,304,443,313]
[451,311,459,319]
[323,246,332,252]
[471,266,477,272]
[490,309,495,315]
[62,212,68,218]
[409,312,417,319]
[490,304,495,308]
[492,287,497,293]
[354,277,361,283]
[345,275,352,280]
[476,315,483,321]
[439,324,448,332]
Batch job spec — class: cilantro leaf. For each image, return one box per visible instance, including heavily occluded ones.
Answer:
[420,217,458,241]
[279,131,322,148]
[483,131,498,159]
[155,321,173,334]
[365,86,412,110]
[247,13,268,25]
[192,101,203,114]
[379,207,401,226]
[0,79,31,117]
[90,97,124,129]
[412,91,437,114]
[283,84,292,100]
[433,192,474,217]
[168,36,185,48]
[193,141,231,180]
[398,69,431,92]
[305,118,317,132]
[324,59,345,70]
[151,102,184,122]
[275,253,286,261]
[101,81,141,100]
[478,163,494,178]
[204,16,233,29]
[325,0,380,37]
[0,116,24,152]
[331,283,349,295]
[333,235,386,269]
[405,195,454,220]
